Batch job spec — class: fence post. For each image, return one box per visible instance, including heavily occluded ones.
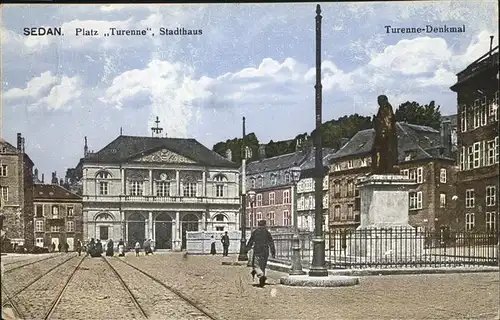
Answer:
[289,234,306,275]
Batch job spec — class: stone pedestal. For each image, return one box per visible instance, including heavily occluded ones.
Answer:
[347,174,424,262]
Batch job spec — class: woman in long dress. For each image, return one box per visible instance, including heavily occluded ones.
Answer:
[118,239,125,257]
[210,235,217,255]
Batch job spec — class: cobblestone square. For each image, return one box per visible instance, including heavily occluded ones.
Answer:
[2,252,499,320]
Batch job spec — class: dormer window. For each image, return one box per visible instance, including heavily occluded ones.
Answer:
[251,178,256,189]
[284,172,291,184]
[52,205,59,218]
[257,176,263,188]
[245,146,252,159]
[270,174,277,186]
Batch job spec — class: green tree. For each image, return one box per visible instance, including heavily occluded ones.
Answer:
[395,101,442,130]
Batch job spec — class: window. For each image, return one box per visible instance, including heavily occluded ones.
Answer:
[334,181,340,196]
[99,226,109,240]
[256,212,262,222]
[156,181,170,197]
[416,167,423,183]
[488,140,496,165]
[35,238,44,248]
[473,99,480,129]
[486,186,496,207]
[268,211,275,226]
[323,194,328,208]
[215,184,224,197]
[298,196,304,210]
[473,142,481,168]
[347,204,354,220]
[183,182,196,197]
[52,205,59,217]
[283,210,291,226]
[465,213,475,231]
[271,175,277,186]
[258,176,263,188]
[256,194,262,207]
[216,226,224,231]
[0,164,7,176]
[440,193,446,208]
[50,225,62,232]
[347,160,353,169]
[284,172,291,184]
[67,207,74,217]
[269,192,275,205]
[215,214,225,222]
[496,136,499,164]
[129,181,144,196]
[251,178,256,189]
[248,213,254,227]
[467,146,474,170]
[340,204,347,220]
[66,221,75,232]
[1,187,8,201]
[481,97,488,126]
[283,190,290,204]
[486,212,497,232]
[245,146,252,159]
[460,104,467,132]
[401,169,409,178]
[439,168,447,184]
[323,176,328,189]
[409,169,416,181]
[35,220,44,232]
[97,171,111,179]
[410,192,423,210]
[99,182,109,195]
[36,205,43,218]
[465,189,475,208]
[493,91,499,121]
[459,147,466,171]
[0,147,6,153]
[304,196,310,209]
[334,205,341,220]
[308,195,314,209]
[347,181,354,197]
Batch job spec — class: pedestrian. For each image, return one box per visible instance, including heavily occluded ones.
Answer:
[134,241,141,257]
[118,238,125,257]
[221,231,230,257]
[106,239,114,257]
[75,240,82,256]
[57,243,62,252]
[210,235,216,255]
[64,242,69,253]
[51,242,55,253]
[147,239,154,255]
[246,220,276,287]
[143,239,151,256]
[88,238,95,257]
[95,239,103,256]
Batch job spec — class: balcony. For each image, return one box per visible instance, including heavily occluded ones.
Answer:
[123,195,239,205]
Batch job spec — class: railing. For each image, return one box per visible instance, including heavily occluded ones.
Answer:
[457,48,499,82]
[84,195,239,205]
[272,228,498,269]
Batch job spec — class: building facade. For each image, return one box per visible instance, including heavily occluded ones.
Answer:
[328,121,457,233]
[72,133,240,250]
[296,149,336,232]
[245,151,308,232]
[33,183,83,251]
[451,45,499,232]
[0,134,35,249]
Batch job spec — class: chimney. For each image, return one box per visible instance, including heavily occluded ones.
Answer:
[51,172,58,184]
[34,168,39,180]
[84,136,88,157]
[440,120,452,157]
[17,133,22,151]
[258,145,266,159]
[41,173,45,183]
[59,178,64,186]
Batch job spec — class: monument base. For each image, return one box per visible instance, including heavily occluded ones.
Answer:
[280,275,359,287]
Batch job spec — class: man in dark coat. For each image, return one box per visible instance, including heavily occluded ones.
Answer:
[221,231,230,257]
[75,240,82,256]
[371,95,399,174]
[63,242,69,253]
[246,220,276,287]
[106,239,114,256]
[57,243,62,252]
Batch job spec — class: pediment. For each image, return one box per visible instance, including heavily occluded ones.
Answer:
[133,148,197,164]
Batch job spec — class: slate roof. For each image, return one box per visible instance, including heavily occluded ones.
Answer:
[34,184,82,201]
[299,148,337,170]
[246,151,307,174]
[330,122,450,163]
[81,135,238,168]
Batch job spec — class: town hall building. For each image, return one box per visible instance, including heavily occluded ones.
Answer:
[71,119,240,251]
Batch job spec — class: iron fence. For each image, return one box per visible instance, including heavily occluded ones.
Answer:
[272,228,498,269]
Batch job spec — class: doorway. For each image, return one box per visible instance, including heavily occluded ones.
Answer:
[127,212,146,248]
[155,213,173,249]
[181,213,199,250]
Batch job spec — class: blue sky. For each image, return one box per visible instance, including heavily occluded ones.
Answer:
[2,2,498,179]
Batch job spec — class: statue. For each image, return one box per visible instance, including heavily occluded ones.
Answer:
[371,95,398,174]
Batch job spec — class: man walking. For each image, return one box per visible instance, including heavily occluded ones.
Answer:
[246,220,276,287]
[221,231,230,257]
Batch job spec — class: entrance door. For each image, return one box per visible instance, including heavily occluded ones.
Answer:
[181,214,199,250]
[51,237,60,252]
[127,212,146,248]
[155,213,172,249]
[67,237,74,251]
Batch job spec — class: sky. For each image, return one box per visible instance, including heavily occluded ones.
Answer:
[2,2,499,180]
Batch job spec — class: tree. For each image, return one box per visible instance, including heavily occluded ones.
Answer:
[395,101,442,130]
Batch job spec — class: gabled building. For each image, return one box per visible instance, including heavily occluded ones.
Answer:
[0,134,35,249]
[245,151,309,232]
[450,44,499,232]
[296,148,336,232]
[33,183,83,250]
[328,121,457,233]
[70,127,240,251]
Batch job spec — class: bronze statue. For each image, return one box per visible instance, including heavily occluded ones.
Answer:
[371,95,398,174]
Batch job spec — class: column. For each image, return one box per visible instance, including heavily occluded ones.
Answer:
[176,171,180,196]
[202,210,207,231]
[148,212,153,241]
[149,170,153,196]
[174,211,181,251]
[121,168,125,195]
[202,171,206,197]
[83,169,88,197]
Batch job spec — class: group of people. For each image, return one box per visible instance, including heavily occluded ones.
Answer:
[210,231,231,256]
[134,239,154,256]
[50,242,70,253]
[85,238,128,257]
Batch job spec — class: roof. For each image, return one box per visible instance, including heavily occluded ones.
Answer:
[81,135,238,168]
[330,122,449,163]
[34,184,82,201]
[299,148,336,170]
[0,138,35,166]
[441,114,457,127]
[246,151,307,174]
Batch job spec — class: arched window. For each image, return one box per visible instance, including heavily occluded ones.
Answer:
[214,214,225,222]
[96,170,112,179]
[95,212,114,221]
[270,174,277,186]
[96,170,112,195]
[52,205,59,218]
[214,174,227,197]
[257,176,263,188]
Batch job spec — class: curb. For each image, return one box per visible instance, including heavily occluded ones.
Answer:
[267,261,499,276]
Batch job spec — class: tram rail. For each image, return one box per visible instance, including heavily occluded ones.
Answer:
[3,253,63,273]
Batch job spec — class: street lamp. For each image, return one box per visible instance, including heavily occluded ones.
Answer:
[246,190,256,266]
[289,166,305,275]
[238,117,249,262]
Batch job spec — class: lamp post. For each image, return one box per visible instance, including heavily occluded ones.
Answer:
[309,4,329,277]
[238,117,248,261]
[246,190,256,266]
[289,166,305,275]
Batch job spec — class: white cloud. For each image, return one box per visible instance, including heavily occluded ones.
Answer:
[3,72,82,111]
